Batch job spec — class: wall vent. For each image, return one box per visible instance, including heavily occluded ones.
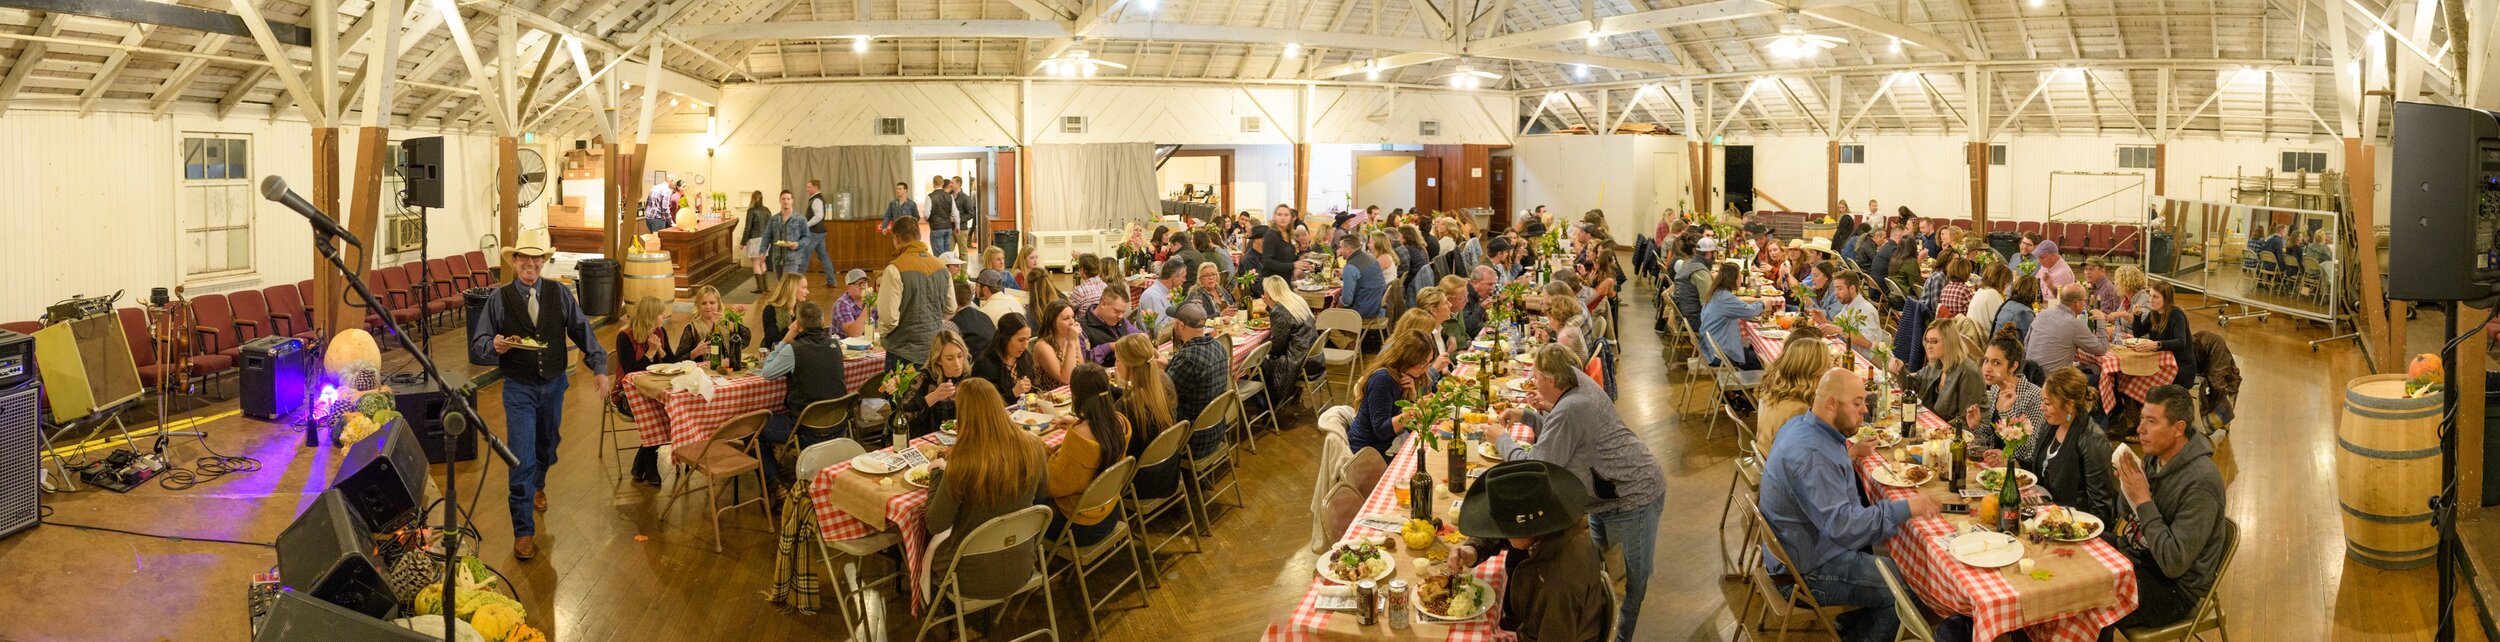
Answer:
[1241,117,1263,133]
[1419,120,1442,136]
[1061,116,1088,134]
[877,117,906,136]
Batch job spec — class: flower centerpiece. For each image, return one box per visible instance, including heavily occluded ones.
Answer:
[879,362,924,441]
[1996,416,2036,468]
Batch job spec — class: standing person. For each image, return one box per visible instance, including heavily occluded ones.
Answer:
[759,300,849,482]
[764,191,808,276]
[641,175,675,238]
[2109,385,2230,630]
[876,215,956,371]
[1246,204,1301,280]
[926,177,958,257]
[467,234,612,561]
[882,181,919,234]
[1758,369,1943,642]
[740,191,773,293]
[804,179,837,286]
[1483,344,1668,642]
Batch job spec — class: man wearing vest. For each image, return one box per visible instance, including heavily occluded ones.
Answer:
[804,179,837,287]
[876,214,956,371]
[760,299,848,483]
[467,234,611,561]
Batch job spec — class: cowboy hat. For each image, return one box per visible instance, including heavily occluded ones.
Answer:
[506,228,554,258]
[1457,460,1589,540]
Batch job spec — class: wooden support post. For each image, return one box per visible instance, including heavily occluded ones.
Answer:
[1968,142,1991,230]
[2152,143,2168,196]
[310,128,349,337]
[1826,140,1841,216]
[2346,137,2397,373]
[1689,141,1706,216]
[346,127,388,294]
[1293,143,1311,216]
[1700,142,1715,216]
[605,142,628,262]
[498,136,519,274]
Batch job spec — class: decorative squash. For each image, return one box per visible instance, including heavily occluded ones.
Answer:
[468,603,524,641]
[326,328,384,391]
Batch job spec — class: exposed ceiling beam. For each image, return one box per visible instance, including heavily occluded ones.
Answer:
[73,24,152,116]
[437,0,514,133]
[1467,0,1795,53]
[460,0,721,104]
[1308,51,1456,79]
[215,67,269,118]
[148,34,237,117]
[1797,6,1975,60]
[0,0,313,46]
[0,13,62,117]
[1492,47,1695,75]
[229,0,326,127]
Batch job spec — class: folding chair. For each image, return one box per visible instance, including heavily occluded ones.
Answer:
[1876,558,1941,642]
[2118,519,2240,642]
[1699,331,1763,440]
[1313,309,1364,407]
[661,410,776,552]
[798,439,902,631]
[916,505,1060,642]
[1737,493,1846,641]
[1181,391,1247,536]
[1231,341,1277,448]
[1125,420,1202,568]
[1048,458,1149,634]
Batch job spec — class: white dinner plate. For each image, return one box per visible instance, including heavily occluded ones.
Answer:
[1870,463,1932,488]
[1942,531,2025,568]
[849,452,902,475]
[2024,508,2107,542]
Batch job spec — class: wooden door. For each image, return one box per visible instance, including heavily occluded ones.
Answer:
[1414,155,1443,212]
[1489,156,1512,220]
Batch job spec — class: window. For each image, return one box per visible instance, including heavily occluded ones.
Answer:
[179,135,255,280]
[1989,144,2008,166]
[2281,150,2329,173]
[2118,145,2158,169]
[1839,144,1866,164]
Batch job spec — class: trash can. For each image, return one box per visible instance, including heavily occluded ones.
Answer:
[2486,372,2500,506]
[1987,231,2021,262]
[991,230,1023,266]
[575,258,618,317]
[2149,231,2175,275]
[462,287,494,338]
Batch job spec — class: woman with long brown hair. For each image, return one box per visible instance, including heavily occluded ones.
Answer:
[2126,280,2198,377]
[1346,332,1436,458]
[2024,367,2122,520]
[923,378,1047,596]
[741,191,772,293]
[1029,298,1087,391]
[1044,364,1132,545]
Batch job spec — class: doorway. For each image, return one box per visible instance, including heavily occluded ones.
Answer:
[1723,145,1755,214]
[1156,148,1235,218]
[914,151,987,250]
[1353,154,1419,211]
[1489,155,1512,221]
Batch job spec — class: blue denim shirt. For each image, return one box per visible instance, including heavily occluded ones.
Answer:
[1699,290,1762,366]
[1758,412,1910,576]
[1340,251,1387,318]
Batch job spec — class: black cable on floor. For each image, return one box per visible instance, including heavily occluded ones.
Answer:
[38,518,273,548]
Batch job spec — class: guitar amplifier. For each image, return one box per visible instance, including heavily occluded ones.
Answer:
[0,383,38,541]
[240,336,310,421]
[0,329,31,391]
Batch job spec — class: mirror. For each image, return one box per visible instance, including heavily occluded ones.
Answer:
[2146,196,2340,322]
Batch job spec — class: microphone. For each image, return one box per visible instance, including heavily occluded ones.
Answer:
[259,175,364,249]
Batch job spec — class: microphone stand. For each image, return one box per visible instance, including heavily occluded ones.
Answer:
[305,227,515,642]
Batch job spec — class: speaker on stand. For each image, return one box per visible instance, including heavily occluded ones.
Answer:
[274,489,400,620]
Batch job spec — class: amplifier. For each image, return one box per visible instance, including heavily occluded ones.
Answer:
[333,420,427,534]
[0,383,38,541]
[250,591,429,642]
[240,336,311,421]
[276,489,400,619]
[0,328,31,390]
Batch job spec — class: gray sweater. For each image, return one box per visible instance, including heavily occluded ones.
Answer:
[2129,432,2229,596]
[1495,370,1665,515]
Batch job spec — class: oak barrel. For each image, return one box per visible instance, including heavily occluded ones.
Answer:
[2336,374,2441,570]
[621,252,677,306]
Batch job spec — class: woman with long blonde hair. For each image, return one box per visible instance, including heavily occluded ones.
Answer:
[1259,275,1319,403]
[1111,334,1184,499]
[674,285,751,366]
[1901,315,1986,422]
[615,296,680,486]
[1752,327,1831,454]
[923,378,1047,593]
[759,273,809,351]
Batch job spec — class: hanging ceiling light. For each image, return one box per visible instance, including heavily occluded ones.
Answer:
[1035,47,1127,78]
[1761,11,1844,60]
[1573,64,1589,80]
[853,36,869,53]
[2028,0,2044,7]
[1366,62,1381,81]
[1139,0,1158,11]
[1439,64,1501,90]
[1284,43,1302,58]
[1889,36,1903,54]
[1586,34,1603,49]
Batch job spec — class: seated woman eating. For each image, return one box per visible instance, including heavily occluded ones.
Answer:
[1044,364,1132,546]
[921,379,1048,600]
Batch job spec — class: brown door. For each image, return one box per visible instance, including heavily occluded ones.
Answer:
[1414,156,1443,212]
[993,149,1019,243]
[1489,156,1512,220]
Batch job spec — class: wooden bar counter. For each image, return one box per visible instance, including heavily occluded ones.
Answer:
[821,218,899,274]
[548,216,743,293]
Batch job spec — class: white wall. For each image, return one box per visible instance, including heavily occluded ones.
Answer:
[1730,133,2347,222]
[708,83,1516,147]
[1510,135,1686,239]
[1353,156,1417,209]
[1158,156,1223,197]
[0,106,514,322]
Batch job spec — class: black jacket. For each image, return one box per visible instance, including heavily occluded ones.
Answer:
[780,329,851,416]
[951,306,997,360]
[1246,225,1298,280]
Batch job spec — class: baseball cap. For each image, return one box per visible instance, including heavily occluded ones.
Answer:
[940,253,967,266]
[974,269,1012,290]
[843,268,869,284]
[1695,237,1721,253]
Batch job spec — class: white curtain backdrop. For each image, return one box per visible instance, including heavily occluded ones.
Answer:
[1026,143,1157,231]
[781,145,913,220]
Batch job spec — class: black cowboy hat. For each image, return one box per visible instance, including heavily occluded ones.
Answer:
[1457,460,1589,539]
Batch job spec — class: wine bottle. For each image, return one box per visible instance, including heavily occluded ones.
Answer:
[1947,429,1968,493]
[1408,467,1435,521]
[1997,457,2023,534]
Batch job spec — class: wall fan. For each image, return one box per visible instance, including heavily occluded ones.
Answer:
[1435,64,1502,89]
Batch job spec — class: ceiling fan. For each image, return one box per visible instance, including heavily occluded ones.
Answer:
[1761,11,1846,59]
[1036,46,1125,77]
[1434,63,1502,89]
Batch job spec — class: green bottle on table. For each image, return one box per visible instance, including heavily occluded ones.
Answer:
[1997,454,2023,534]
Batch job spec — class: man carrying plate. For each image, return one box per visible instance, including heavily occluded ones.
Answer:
[469,232,612,562]
[1447,460,1608,641]
[1758,367,1941,642]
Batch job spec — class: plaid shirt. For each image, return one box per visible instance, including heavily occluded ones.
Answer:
[1169,334,1229,423]
[831,293,866,338]
[1070,277,1108,313]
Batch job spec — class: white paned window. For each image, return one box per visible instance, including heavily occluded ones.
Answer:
[1989,144,2008,166]
[179,134,256,280]
[2118,145,2157,169]
[1839,144,1866,164]
[2281,150,2329,173]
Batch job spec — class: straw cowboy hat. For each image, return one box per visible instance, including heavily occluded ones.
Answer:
[1783,236,1838,256]
[505,228,554,258]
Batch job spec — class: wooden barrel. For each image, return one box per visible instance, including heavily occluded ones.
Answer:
[2336,374,2442,570]
[1802,221,1837,241]
[621,252,677,307]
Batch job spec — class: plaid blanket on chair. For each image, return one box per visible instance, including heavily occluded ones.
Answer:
[765,479,825,614]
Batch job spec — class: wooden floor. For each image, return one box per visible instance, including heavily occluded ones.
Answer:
[0,276,2474,641]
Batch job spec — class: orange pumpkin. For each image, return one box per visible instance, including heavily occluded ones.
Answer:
[1777,315,1797,330]
[2409,353,2444,384]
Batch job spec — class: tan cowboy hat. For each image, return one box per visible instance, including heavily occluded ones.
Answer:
[506,228,553,258]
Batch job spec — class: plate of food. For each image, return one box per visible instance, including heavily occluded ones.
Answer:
[1758,328,1791,340]
[1941,531,2025,568]
[1976,467,2039,492]
[1296,282,1329,292]
[849,451,904,475]
[1455,352,1487,364]
[1011,410,1055,431]
[645,362,693,376]
[1316,540,1394,584]
[1412,572,1494,623]
[1246,318,1270,330]
[509,336,549,351]
[1870,462,1933,488]
[1514,352,1536,365]
[1505,378,1538,394]
[1471,339,1498,351]
[2024,506,2105,542]
[903,464,934,489]
[1854,426,1903,448]
[841,338,875,352]
[1475,440,1504,462]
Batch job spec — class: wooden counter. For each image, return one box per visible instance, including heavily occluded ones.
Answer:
[821,219,900,274]
[548,216,744,293]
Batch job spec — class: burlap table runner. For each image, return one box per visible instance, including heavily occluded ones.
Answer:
[1995,534,2122,622]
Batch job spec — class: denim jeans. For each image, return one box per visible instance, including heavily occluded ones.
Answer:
[928,228,954,257]
[500,375,570,537]
[1588,495,1664,642]
[1796,550,1903,642]
[761,412,797,482]
[807,232,838,284]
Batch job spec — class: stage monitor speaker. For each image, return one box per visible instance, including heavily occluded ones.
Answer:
[31,313,140,423]
[394,388,478,464]
[333,420,426,533]
[251,592,431,642]
[401,136,445,209]
[240,336,310,421]
[2387,102,2500,302]
[0,383,39,541]
[276,489,399,619]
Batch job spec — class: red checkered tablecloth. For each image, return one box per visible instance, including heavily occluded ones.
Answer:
[622,352,886,447]
[2094,350,2178,412]
[1265,425,1535,642]
[806,427,1070,609]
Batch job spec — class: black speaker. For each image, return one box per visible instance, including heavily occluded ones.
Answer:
[401,136,445,209]
[252,592,430,642]
[395,388,478,464]
[240,336,309,421]
[0,383,38,541]
[2387,102,2500,302]
[334,420,426,534]
[276,489,399,619]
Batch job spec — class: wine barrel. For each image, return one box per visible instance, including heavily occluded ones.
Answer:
[621,252,677,307]
[2336,374,2441,570]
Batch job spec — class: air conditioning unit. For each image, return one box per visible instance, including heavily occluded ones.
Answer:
[1419,120,1442,137]
[1061,116,1088,134]
[878,117,906,136]
[1241,117,1263,133]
